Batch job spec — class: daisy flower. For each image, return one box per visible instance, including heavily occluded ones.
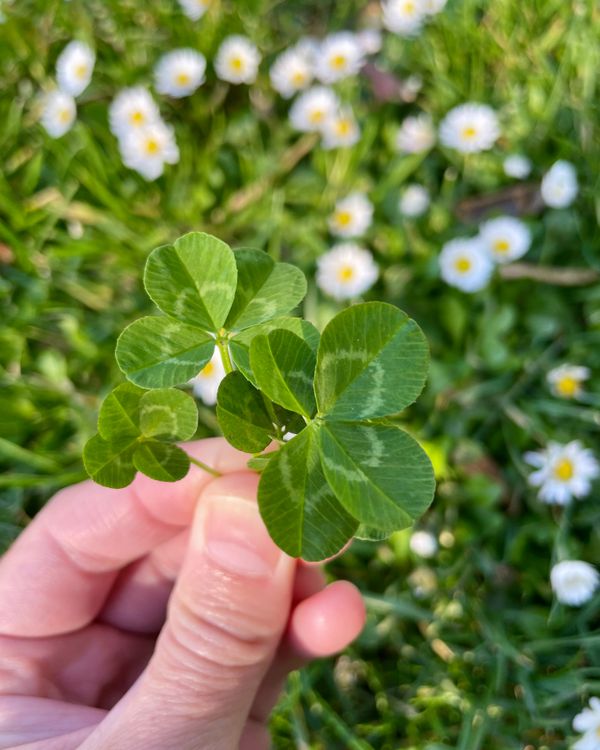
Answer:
[154,49,206,98]
[120,121,180,181]
[478,216,531,264]
[356,28,383,55]
[573,697,600,750]
[315,32,365,84]
[439,103,500,153]
[109,87,161,139]
[321,108,360,149]
[540,160,578,208]
[328,192,373,238]
[503,154,532,179]
[409,530,438,558]
[269,45,313,99]
[550,561,599,607]
[178,0,210,21]
[382,0,427,37]
[41,90,76,138]
[317,243,379,301]
[547,364,591,399]
[395,113,436,153]
[439,237,493,292]
[214,35,261,85]
[289,86,339,133]
[399,184,430,217]
[524,440,599,505]
[56,40,95,97]
[189,350,226,406]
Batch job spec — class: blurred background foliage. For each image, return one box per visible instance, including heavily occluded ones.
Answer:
[1,0,600,747]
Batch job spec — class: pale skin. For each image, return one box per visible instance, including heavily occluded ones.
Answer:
[0,438,366,750]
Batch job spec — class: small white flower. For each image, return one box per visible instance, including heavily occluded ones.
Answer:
[478,216,531,264]
[315,32,365,84]
[573,697,600,750]
[178,0,210,21]
[120,121,180,181]
[503,154,531,179]
[41,90,76,138]
[321,108,360,149]
[356,28,383,55]
[214,35,261,85]
[399,184,430,217]
[422,0,447,13]
[395,113,436,154]
[328,192,373,238]
[269,45,313,99]
[289,86,339,133]
[56,40,95,97]
[189,350,226,406]
[439,103,500,154]
[540,160,578,208]
[317,243,378,301]
[382,0,427,37]
[109,87,161,138]
[154,49,206,98]
[409,530,438,558]
[439,237,493,292]
[550,561,599,607]
[524,441,599,505]
[547,364,591,400]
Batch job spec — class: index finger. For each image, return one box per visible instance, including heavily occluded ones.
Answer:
[0,438,250,638]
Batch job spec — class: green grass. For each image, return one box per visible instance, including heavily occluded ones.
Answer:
[1,0,600,747]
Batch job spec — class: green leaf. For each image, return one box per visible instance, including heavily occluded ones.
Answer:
[116,316,215,388]
[258,423,358,561]
[230,316,320,385]
[133,441,190,482]
[314,302,429,420]
[216,371,275,453]
[144,232,237,331]
[250,330,316,417]
[246,454,272,472]
[139,388,198,440]
[319,421,435,531]
[97,383,143,440]
[225,248,307,331]
[83,433,137,489]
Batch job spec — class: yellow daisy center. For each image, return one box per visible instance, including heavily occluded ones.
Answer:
[59,108,71,124]
[554,459,574,481]
[596,726,600,739]
[336,119,352,136]
[556,376,579,397]
[145,138,160,155]
[454,257,471,273]
[200,361,215,377]
[309,109,325,124]
[335,210,352,227]
[337,265,355,282]
[493,238,510,253]
[130,110,145,125]
[331,54,347,70]
[229,56,244,73]
[292,70,307,86]
[75,63,88,79]
[462,126,477,139]
[176,72,191,86]
[403,1,416,12]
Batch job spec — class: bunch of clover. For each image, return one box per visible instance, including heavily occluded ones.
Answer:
[84,233,435,561]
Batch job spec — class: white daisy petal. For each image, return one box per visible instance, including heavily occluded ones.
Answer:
[119,121,179,181]
[315,31,365,84]
[328,193,373,238]
[382,0,427,37]
[189,350,226,406]
[270,44,313,98]
[178,0,210,21]
[438,237,493,292]
[56,40,95,97]
[289,86,340,133]
[109,87,161,138]
[524,440,599,505]
[540,160,578,208]
[154,49,206,98]
[478,216,532,264]
[439,103,500,154]
[551,561,599,607]
[547,363,590,399]
[399,184,430,217]
[41,90,76,138]
[395,113,436,154]
[317,243,379,301]
[321,108,360,150]
[214,35,261,85]
[503,154,532,179]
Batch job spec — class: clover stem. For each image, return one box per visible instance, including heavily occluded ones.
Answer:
[188,455,222,477]
[216,337,234,374]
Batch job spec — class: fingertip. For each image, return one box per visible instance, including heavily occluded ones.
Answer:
[288,580,365,658]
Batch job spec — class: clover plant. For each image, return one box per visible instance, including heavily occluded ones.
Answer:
[84,232,435,561]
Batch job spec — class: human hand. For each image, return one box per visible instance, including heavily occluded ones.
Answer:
[0,438,365,749]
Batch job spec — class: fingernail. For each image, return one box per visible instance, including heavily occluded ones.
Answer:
[201,495,282,578]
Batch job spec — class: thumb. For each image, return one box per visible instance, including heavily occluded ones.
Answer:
[80,472,296,750]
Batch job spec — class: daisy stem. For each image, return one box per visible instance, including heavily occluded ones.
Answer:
[188,455,222,477]
[216,337,234,374]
